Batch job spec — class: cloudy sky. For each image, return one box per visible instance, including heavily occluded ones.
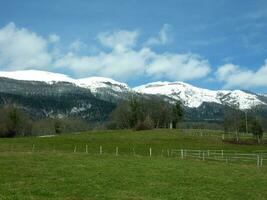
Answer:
[0,0,267,92]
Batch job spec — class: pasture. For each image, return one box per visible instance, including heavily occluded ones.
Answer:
[0,129,267,199]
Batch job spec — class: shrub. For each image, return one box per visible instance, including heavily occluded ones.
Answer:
[134,115,154,131]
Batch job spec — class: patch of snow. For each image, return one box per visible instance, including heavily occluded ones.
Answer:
[76,77,130,93]
[0,70,74,83]
[134,81,265,109]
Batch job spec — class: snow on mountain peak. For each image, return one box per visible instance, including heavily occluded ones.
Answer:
[0,70,265,109]
[0,70,74,83]
[76,77,129,93]
[0,70,130,93]
[134,81,265,109]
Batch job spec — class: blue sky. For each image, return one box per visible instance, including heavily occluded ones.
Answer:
[0,0,267,92]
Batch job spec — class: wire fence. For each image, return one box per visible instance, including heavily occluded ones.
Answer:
[1,144,266,167]
[170,149,266,166]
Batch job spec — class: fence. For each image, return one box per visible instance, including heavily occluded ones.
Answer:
[170,149,266,166]
[1,144,266,167]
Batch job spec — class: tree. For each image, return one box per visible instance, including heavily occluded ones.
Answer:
[134,115,154,131]
[251,120,263,144]
[0,106,32,137]
[223,106,242,142]
[172,101,183,128]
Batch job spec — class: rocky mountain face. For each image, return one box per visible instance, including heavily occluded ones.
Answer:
[0,70,266,122]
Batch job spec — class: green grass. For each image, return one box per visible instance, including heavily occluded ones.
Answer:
[0,129,267,199]
[0,129,266,155]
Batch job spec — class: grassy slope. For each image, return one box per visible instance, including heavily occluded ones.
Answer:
[0,129,266,154]
[0,153,267,200]
[0,129,267,200]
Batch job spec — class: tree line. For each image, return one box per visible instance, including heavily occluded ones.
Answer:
[223,106,264,144]
[0,105,91,137]
[108,97,183,130]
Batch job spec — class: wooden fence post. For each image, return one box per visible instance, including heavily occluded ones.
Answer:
[100,146,102,155]
[86,145,88,153]
[257,155,260,166]
[149,147,152,157]
[133,148,136,156]
[74,146,77,153]
[116,147,118,156]
[181,149,184,159]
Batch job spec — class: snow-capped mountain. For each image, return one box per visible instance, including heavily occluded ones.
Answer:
[0,70,266,110]
[0,70,75,83]
[77,77,129,92]
[133,81,265,110]
[0,70,132,100]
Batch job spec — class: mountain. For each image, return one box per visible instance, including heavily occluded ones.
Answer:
[0,76,115,121]
[0,70,266,122]
[133,81,266,110]
[0,70,133,103]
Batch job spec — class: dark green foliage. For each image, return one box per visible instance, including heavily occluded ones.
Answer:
[172,101,183,128]
[0,106,32,137]
[110,98,182,129]
[251,120,263,143]
[54,120,63,134]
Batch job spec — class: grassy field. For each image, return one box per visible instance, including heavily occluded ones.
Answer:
[0,129,267,199]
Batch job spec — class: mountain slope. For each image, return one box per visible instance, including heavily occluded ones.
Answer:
[0,70,266,111]
[133,81,265,110]
[0,77,115,121]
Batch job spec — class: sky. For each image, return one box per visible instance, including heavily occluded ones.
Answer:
[0,0,267,92]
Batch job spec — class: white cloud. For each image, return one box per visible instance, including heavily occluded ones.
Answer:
[48,34,60,43]
[145,24,172,46]
[216,61,267,89]
[69,40,87,52]
[0,23,211,82]
[0,22,52,70]
[146,53,211,80]
[54,48,150,80]
[97,30,139,52]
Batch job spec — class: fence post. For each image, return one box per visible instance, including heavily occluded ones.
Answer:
[221,150,224,158]
[202,151,205,161]
[133,148,136,156]
[167,149,170,157]
[74,145,77,153]
[149,147,152,157]
[116,147,118,156]
[199,150,201,158]
[207,150,210,157]
[181,149,184,159]
[261,158,263,166]
[100,146,102,155]
[257,155,260,166]
[86,145,88,153]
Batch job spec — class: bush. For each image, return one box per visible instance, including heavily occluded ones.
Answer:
[0,106,32,137]
[134,115,154,131]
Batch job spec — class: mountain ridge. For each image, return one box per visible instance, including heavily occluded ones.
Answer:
[0,70,266,110]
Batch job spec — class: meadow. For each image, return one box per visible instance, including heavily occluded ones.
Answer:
[0,129,267,200]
